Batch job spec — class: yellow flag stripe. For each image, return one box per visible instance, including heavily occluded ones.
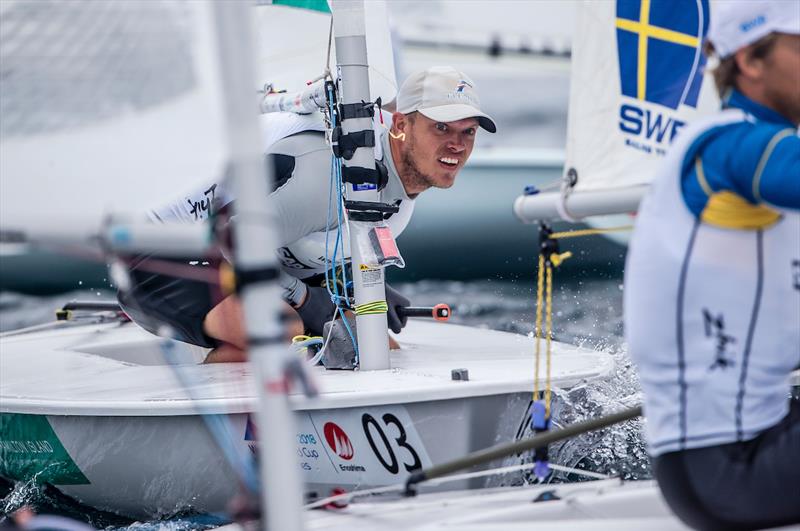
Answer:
[637,0,650,100]
[616,0,701,101]
[616,19,700,48]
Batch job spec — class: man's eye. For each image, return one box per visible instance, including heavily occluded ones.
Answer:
[464,128,476,136]
[435,123,447,132]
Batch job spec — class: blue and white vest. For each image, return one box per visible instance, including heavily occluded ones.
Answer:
[625,110,800,456]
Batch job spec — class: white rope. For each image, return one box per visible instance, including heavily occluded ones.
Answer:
[0,320,71,338]
[304,461,611,510]
[304,483,404,510]
[426,462,538,486]
[548,463,610,480]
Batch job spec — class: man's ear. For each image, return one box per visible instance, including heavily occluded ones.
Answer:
[734,46,765,82]
[392,111,407,132]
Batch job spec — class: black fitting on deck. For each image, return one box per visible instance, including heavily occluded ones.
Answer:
[538,222,560,265]
[341,160,388,190]
[344,200,399,222]
[338,98,379,121]
[331,128,375,160]
[403,470,425,497]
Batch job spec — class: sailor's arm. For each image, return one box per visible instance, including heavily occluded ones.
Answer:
[202,272,315,351]
[203,139,337,348]
[730,126,800,210]
[267,133,335,246]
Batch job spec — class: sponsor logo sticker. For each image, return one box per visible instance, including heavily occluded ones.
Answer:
[323,422,354,460]
[0,413,89,485]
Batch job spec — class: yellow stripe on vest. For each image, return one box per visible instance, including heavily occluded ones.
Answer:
[752,128,795,202]
[695,157,714,197]
[701,191,781,229]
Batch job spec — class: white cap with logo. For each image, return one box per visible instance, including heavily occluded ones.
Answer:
[395,66,497,133]
[707,0,800,58]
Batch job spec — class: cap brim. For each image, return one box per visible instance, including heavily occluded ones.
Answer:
[418,104,497,133]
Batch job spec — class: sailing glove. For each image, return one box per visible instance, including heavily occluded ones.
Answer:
[295,285,336,337]
[386,283,410,334]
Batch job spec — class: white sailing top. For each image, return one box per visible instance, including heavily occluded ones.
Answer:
[150,112,415,280]
[625,105,800,456]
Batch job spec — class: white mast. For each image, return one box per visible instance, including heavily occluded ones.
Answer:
[332,0,391,371]
[212,4,304,530]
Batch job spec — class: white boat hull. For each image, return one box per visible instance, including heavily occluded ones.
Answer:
[1,319,613,518]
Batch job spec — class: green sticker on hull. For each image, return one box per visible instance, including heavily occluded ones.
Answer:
[0,413,89,485]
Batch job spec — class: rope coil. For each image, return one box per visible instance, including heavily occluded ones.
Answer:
[354,300,388,316]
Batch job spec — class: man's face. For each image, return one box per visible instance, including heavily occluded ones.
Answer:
[759,33,800,125]
[395,113,479,197]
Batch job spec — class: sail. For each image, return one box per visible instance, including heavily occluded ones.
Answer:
[0,1,230,242]
[254,0,397,105]
[515,0,720,221]
[568,0,718,192]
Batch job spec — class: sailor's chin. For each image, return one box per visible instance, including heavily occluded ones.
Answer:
[431,174,457,189]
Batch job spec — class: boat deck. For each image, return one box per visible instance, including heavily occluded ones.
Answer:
[0,319,614,416]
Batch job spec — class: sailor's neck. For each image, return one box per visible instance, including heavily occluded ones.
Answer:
[386,131,419,199]
[724,89,796,127]
[382,130,415,200]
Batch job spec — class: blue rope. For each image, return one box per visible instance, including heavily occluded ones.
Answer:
[325,84,359,361]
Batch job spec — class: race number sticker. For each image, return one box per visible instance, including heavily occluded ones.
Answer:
[244,406,431,486]
[297,405,431,485]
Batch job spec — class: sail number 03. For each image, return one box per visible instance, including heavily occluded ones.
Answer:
[361,413,422,474]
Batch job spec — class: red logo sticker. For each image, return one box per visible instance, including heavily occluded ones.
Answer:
[323,422,354,460]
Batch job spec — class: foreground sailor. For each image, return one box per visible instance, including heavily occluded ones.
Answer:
[118,66,496,362]
[625,2,800,529]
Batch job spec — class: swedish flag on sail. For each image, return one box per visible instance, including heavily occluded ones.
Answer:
[616,0,709,110]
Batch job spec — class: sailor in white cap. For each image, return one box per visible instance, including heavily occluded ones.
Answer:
[119,67,496,362]
[388,66,497,196]
[625,1,799,529]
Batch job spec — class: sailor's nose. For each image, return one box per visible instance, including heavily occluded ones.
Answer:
[447,140,466,153]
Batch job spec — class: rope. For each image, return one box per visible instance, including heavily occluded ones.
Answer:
[545,265,553,418]
[354,300,388,316]
[548,463,610,480]
[549,225,634,240]
[292,334,317,343]
[533,255,556,418]
[405,406,642,489]
[305,461,612,510]
[324,82,358,361]
[531,224,633,429]
[533,254,545,400]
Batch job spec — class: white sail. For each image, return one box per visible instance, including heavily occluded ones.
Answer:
[515,0,720,221]
[254,0,398,105]
[0,1,230,243]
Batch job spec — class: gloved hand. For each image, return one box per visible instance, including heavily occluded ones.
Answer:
[295,286,336,336]
[385,283,410,334]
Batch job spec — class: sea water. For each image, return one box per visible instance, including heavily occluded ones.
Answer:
[0,275,646,529]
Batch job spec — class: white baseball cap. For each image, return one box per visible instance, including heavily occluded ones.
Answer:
[707,0,800,58]
[395,66,497,133]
